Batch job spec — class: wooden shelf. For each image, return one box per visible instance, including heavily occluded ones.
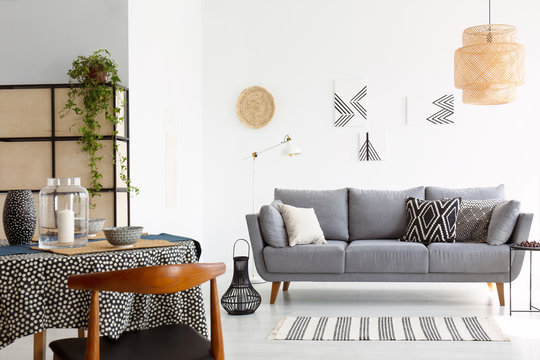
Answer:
[0,84,131,238]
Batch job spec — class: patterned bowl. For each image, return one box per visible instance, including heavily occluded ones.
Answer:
[88,218,106,236]
[102,226,143,247]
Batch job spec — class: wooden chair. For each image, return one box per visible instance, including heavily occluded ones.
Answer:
[49,263,226,360]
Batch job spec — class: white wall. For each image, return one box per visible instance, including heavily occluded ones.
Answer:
[0,0,128,85]
[2,0,539,266]
[0,0,206,248]
[201,0,540,263]
[128,0,204,241]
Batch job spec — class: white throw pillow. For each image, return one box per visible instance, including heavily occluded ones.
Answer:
[278,204,326,246]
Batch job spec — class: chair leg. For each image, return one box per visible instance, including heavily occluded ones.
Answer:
[270,282,281,304]
[78,327,86,338]
[496,283,505,306]
[33,330,46,360]
[210,278,224,360]
[283,281,290,291]
[487,282,495,291]
[86,291,100,359]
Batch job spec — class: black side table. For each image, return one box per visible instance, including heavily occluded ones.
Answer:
[509,244,540,315]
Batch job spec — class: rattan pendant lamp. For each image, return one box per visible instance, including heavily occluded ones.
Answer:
[454,0,525,105]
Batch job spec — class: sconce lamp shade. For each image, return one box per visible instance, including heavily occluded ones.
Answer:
[281,140,302,157]
[454,24,525,105]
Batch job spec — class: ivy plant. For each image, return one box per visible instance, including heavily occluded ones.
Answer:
[62,49,139,207]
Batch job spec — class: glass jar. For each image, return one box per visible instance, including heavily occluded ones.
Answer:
[39,178,89,249]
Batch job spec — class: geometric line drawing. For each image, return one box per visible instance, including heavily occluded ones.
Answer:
[334,80,368,127]
[350,86,367,120]
[426,94,454,124]
[334,93,355,127]
[358,132,382,161]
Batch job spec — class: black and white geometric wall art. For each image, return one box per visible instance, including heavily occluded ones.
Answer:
[358,132,386,162]
[334,80,368,127]
[407,93,456,125]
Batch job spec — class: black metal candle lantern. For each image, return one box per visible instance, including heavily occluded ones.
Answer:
[220,239,262,315]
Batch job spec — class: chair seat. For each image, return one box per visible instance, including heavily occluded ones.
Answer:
[49,324,214,360]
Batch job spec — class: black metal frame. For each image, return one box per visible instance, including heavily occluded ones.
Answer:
[509,245,540,315]
[0,83,131,226]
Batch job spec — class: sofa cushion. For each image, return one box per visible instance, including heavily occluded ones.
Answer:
[402,197,461,244]
[453,199,503,243]
[263,240,346,273]
[274,188,349,241]
[278,204,326,246]
[487,200,521,245]
[426,185,505,200]
[349,187,425,240]
[259,200,287,248]
[345,240,428,273]
[428,242,511,273]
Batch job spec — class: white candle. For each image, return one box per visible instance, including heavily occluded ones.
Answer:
[57,208,74,243]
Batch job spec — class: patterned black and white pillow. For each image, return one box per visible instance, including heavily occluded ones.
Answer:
[402,197,461,244]
[449,199,503,243]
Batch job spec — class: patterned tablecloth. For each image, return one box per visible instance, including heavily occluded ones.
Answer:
[0,240,207,350]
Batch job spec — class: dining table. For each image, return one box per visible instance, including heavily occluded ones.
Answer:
[0,234,206,360]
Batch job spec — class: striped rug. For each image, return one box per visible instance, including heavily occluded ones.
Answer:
[269,316,508,342]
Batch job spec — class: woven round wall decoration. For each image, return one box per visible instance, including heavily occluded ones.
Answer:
[236,86,275,129]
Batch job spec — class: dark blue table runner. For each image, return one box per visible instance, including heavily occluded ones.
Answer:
[0,233,201,259]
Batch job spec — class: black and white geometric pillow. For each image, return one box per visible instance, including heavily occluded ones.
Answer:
[402,197,461,244]
[452,199,503,243]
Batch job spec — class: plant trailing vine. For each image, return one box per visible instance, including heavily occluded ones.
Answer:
[62,49,138,207]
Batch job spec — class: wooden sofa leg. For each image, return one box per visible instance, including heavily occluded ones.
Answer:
[487,282,495,291]
[496,283,505,306]
[270,282,281,304]
[283,282,290,291]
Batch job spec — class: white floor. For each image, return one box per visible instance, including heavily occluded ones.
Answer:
[1,273,540,360]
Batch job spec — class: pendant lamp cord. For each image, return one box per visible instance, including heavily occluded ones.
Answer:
[489,0,492,25]
[487,0,492,42]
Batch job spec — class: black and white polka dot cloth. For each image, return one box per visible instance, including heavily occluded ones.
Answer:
[0,241,207,350]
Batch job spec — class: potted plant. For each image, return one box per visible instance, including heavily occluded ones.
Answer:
[62,49,138,208]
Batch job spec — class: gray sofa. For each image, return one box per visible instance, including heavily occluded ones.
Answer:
[245,185,533,305]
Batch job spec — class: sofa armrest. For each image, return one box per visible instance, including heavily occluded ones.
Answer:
[246,214,270,279]
[509,213,534,281]
[509,213,534,245]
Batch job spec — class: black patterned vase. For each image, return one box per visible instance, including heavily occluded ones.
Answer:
[3,190,37,245]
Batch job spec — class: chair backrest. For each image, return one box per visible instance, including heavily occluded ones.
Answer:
[68,262,226,294]
[68,262,226,360]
